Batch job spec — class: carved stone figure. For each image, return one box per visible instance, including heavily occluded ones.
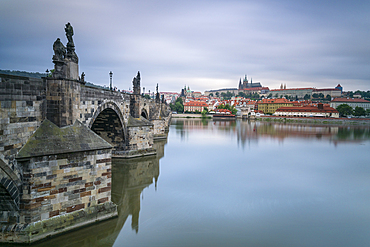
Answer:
[132,71,141,95]
[52,38,66,61]
[64,22,78,63]
[81,72,85,82]
[156,83,160,102]
[65,22,74,46]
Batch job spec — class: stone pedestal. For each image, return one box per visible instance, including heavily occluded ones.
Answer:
[66,59,79,80]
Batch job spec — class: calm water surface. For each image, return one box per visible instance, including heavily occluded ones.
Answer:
[27,119,370,247]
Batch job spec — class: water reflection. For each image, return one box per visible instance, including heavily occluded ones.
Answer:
[172,118,370,147]
[21,139,166,247]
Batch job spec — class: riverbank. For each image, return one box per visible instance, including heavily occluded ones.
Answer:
[172,113,370,125]
[172,113,205,118]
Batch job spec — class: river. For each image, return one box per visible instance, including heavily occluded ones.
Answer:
[21,119,370,247]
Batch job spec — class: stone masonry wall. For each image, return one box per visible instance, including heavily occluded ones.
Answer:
[127,125,154,151]
[79,85,130,128]
[0,74,46,178]
[18,149,112,224]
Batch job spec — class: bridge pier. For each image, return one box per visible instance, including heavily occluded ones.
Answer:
[0,120,117,243]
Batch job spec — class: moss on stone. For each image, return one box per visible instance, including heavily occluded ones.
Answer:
[16,119,112,159]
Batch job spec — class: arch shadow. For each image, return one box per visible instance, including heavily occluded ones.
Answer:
[88,101,127,150]
[141,108,149,119]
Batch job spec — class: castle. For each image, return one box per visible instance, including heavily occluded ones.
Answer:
[238,75,262,90]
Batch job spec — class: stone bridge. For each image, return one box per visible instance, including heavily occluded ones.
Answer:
[0,23,171,243]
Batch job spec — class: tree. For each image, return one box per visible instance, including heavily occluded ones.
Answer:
[209,93,214,97]
[267,93,272,98]
[218,104,237,115]
[175,97,183,105]
[170,97,184,113]
[354,106,366,116]
[175,102,184,113]
[336,104,353,117]
[238,92,247,98]
[215,92,219,97]
[326,95,331,101]
[221,91,234,100]
[304,94,311,100]
[318,93,325,98]
[312,93,319,99]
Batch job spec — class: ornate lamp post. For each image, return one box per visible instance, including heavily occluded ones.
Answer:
[109,71,113,90]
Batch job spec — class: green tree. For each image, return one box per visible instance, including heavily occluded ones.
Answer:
[326,95,331,101]
[175,97,183,105]
[336,104,353,117]
[304,94,311,100]
[175,102,184,113]
[171,97,184,113]
[209,93,213,97]
[267,93,273,98]
[312,93,319,99]
[354,106,366,116]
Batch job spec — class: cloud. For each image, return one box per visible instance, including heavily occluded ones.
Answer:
[1,0,369,92]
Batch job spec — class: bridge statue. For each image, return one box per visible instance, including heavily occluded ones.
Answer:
[52,38,66,61]
[65,22,78,63]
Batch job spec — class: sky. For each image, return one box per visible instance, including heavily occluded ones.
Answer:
[1,0,369,93]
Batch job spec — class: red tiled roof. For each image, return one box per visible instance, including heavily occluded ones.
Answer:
[259,98,291,104]
[184,101,208,107]
[242,87,269,91]
[313,88,341,91]
[331,98,370,103]
[270,88,313,91]
[216,109,232,113]
[276,105,338,113]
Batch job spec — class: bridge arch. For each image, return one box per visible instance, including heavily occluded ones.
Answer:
[0,159,21,211]
[88,101,127,150]
[141,108,149,119]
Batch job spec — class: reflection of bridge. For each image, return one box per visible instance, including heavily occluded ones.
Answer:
[10,139,166,247]
[0,24,171,243]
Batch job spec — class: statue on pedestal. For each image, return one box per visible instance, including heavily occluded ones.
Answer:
[65,22,74,46]
[156,83,160,102]
[64,22,78,63]
[132,71,141,95]
[52,38,66,61]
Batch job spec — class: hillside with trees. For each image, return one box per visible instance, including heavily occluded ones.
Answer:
[0,69,47,78]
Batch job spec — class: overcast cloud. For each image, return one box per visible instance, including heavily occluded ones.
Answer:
[1,0,369,93]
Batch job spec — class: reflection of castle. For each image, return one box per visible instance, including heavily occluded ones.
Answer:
[173,119,370,147]
[236,121,370,147]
